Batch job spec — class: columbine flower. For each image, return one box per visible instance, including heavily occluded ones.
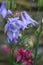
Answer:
[23,11,38,25]
[4,17,23,43]
[0,1,13,18]
[20,11,38,30]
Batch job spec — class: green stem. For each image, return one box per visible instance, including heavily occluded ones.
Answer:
[33,22,42,65]
[6,0,10,9]
[8,43,14,65]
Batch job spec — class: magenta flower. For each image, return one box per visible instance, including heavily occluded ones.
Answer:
[14,48,33,65]
[14,48,26,62]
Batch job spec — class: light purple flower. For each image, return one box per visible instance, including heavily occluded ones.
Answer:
[23,11,38,25]
[0,1,13,18]
[4,17,23,43]
[20,11,38,30]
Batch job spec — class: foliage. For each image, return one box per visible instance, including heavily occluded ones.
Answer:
[6,0,10,9]
[6,0,16,9]
[38,0,43,8]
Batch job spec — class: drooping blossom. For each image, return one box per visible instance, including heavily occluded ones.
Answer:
[23,11,38,25]
[0,1,13,18]
[20,11,38,30]
[4,17,23,43]
[14,48,33,65]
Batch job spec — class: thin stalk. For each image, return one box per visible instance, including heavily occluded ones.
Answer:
[9,50,14,65]
[8,43,14,65]
[33,22,42,65]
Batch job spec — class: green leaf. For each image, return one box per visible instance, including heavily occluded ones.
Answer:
[6,0,10,9]
[12,0,16,9]
[38,0,43,7]
[13,62,22,65]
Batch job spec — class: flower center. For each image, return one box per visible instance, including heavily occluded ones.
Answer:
[13,24,17,28]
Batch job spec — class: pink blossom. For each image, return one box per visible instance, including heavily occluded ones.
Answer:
[23,61,28,65]
[17,54,22,62]
[14,48,26,62]
[14,48,33,65]
[2,45,10,53]
[25,50,32,59]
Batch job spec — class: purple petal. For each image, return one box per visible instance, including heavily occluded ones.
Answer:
[4,23,8,33]
[23,11,38,25]
[7,31,13,41]
[13,30,19,39]
[7,9,13,15]
[1,8,7,18]
[0,1,7,18]
[20,12,28,30]
[13,38,17,43]
[0,1,6,10]
[7,38,10,43]
[20,12,27,24]
[23,11,32,20]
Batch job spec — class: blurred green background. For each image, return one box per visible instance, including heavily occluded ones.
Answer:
[0,0,43,65]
